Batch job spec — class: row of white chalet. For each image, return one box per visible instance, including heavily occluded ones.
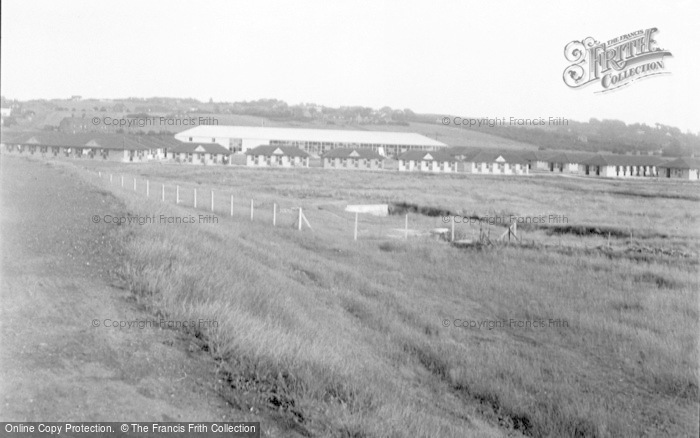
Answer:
[2,131,698,180]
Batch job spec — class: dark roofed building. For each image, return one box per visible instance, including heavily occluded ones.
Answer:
[580,154,668,178]
[168,142,231,165]
[322,148,385,170]
[245,145,310,168]
[545,152,596,173]
[657,157,700,180]
[463,151,529,175]
[397,150,458,173]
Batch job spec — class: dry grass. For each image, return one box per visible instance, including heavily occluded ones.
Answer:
[75,160,699,437]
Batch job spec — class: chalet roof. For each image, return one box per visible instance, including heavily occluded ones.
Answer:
[547,152,596,164]
[169,142,230,154]
[519,150,560,161]
[397,150,456,162]
[657,157,700,169]
[322,148,384,160]
[245,145,310,158]
[581,154,669,167]
[466,151,529,164]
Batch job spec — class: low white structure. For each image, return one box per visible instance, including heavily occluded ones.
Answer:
[657,157,700,180]
[245,145,309,167]
[322,148,384,170]
[544,152,595,173]
[581,155,666,178]
[397,150,458,173]
[174,125,446,157]
[167,142,231,165]
[463,152,529,175]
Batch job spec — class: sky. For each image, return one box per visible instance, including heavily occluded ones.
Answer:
[2,0,699,133]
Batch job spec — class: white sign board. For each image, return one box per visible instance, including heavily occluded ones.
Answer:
[345,204,389,217]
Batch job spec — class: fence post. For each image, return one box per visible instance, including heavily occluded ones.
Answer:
[211,190,214,212]
[176,185,180,204]
[194,188,197,208]
[230,195,233,217]
[161,184,165,202]
[110,174,113,184]
[146,180,149,197]
[133,177,136,191]
[273,203,277,227]
[298,207,302,231]
[405,214,408,240]
[354,212,359,241]
[451,216,455,242]
[98,171,101,178]
[250,199,254,221]
[121,175,124,188]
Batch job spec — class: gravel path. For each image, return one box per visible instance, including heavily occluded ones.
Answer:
[0,156,235,422]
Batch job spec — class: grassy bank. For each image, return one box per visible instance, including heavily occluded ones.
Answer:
[78,162,699,437]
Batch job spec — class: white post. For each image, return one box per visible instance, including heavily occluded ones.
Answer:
[176,185,180,204]
[146,180,149,197]
[354,212,358,241]
[194,188,197,208]
[273,203,277,227]
[211,190,214,212]
[451,216,455,242]
[133,177,136,191]
[121,175,124,187]
[230,195,233,217]
[250,199,254,221]
[161,184,165,202]
[110,174,113,184]
[99,171,101,178]
[405,214,408,240]
[298,207,302,231]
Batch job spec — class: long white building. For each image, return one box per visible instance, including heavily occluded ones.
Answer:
[174,125,446,157]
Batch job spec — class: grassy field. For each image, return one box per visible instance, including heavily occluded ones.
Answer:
[72,159,698,437]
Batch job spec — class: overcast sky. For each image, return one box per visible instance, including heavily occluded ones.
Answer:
[2,0,698,132]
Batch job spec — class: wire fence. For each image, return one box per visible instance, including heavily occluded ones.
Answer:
[94,170,504,244]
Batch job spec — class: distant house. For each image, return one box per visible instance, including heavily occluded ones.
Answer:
[545,152,596,173]
[245,145,310,167]
[322,148,384,170]
[443,146,481,161]
[112,103,129,112]
[463,151,529,175]
[2,132,151,162]
[521,150,560,171]
[657,157,700,180]
[168,142,231,165]
[397,150,458,173]
[581,155,665,178]
[59,116,112,133]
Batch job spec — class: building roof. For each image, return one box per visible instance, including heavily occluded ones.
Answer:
[175,125,447,148]
[169,142,231,154]
[581,154,669,167]
[245,145,310,157]
[397,150,455,162]
[547,152,596,164]
[519,150,559,161]
[657,157,700,169]
[466,151,529,164]
[6,132,161,150]
[322,148,384,160]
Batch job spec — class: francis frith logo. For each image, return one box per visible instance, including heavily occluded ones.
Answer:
[563,28,672,93]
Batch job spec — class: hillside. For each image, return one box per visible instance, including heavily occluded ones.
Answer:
[2,96,698,155]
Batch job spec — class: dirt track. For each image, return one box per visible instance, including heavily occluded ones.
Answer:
[0,156,235,422]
